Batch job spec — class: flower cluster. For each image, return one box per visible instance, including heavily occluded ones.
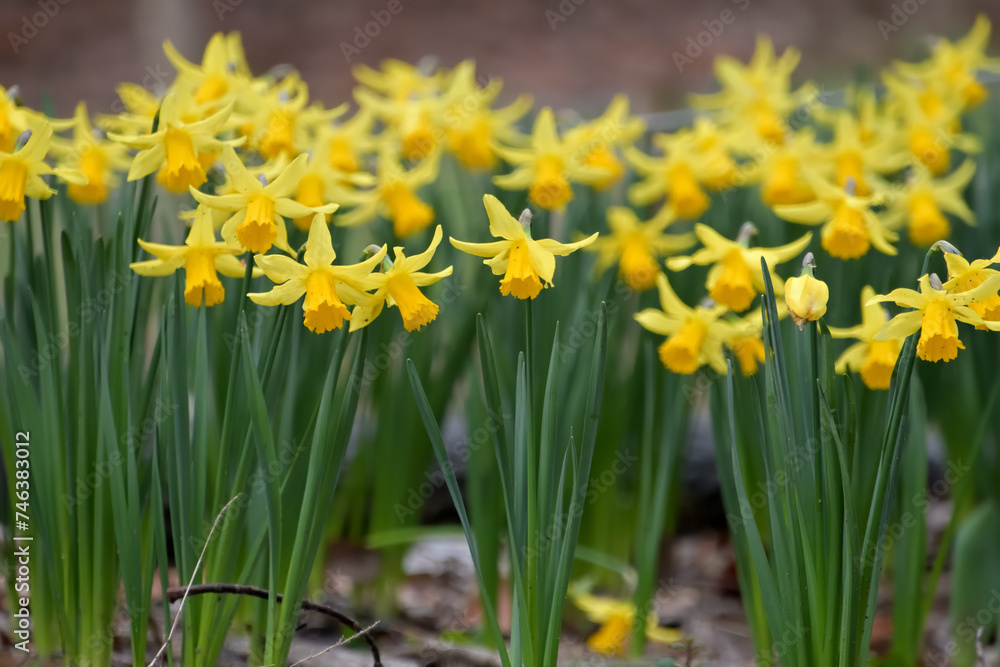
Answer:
[625,19,1000,386]
[3,17,996,368]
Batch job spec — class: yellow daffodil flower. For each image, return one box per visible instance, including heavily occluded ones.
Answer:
[688,116,742,191]
[0,123,83,222]
[564,94,646,191]
[784,255,829,328]
[773,174,897,259]
[51,102,131,205]
[720,311,768,376]
[249,214,387,334]
[352,59,446,103]
[943,246,1000,325]
[130,206,251,307]
[0,85,65,153]
[894,15,1000,111]
[349,225,453,332]
[757,129,819,206]
[314,109,378,175]
[816,108,907,196]
[635,272,730,375]
[450,194,597,300]
[882,161,976,247]
[289,139,375,231]
[191,145,337,254]
[727,334,767,376]
[667,222,812,311]
[97,83,162,135]
[335,145,438,238]
[109,93,240,193]
[883,73,981,176]
[439,65,532,170]
[690,35,817,147]
[447,96,531,171]
[569,583,682,657]
[587,207,695,292]
[356,60,480,161]
[626,128,732,219]
[828,286,900,390]
[239,73,343,159]
[493,107,609,211]
[357,87,445,161]
[870,272,1000,362]
[163,32,253,110]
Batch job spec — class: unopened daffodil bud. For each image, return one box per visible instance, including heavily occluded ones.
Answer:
[784,252,829,329]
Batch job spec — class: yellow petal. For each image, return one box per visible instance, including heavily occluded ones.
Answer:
[450,237,509,258]
[773,201,830,225]
[304,213,337,267]
[634,308,679,336]
[526,238,557,286]
[873,310,923,341]
[129,257,183,277]
[534,232,599,256]
[483,194,524,241]
[255,253,308,284]
[248,280,306,306]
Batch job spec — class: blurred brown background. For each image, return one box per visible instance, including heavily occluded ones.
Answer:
[1,0,998,117]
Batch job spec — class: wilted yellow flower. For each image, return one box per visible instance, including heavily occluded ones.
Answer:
[635,273,730,375]
[191,145,337,254]
[109,93,239,193]
[667,222,812,312]
[130,206,251,307]
[828,286,900,390]
[450,194,596,300]
[586,207,694,292]
[882,161,976,247]
[870,272,1000,362]
[784,254,828,328]
[349,225,453,332]
[493,107,609,211]
[249,214,386,333]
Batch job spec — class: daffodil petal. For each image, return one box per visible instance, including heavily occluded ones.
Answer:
[450,238,509,258]
[249,280,306,306]
[483,194,525,240]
